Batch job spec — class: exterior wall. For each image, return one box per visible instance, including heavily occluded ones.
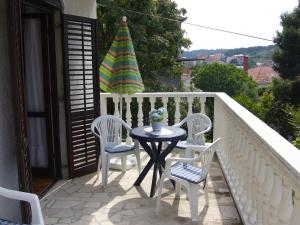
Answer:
[0,0,21,221]
[63,0,97,19]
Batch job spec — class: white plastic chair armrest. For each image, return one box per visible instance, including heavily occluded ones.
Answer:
[120,120,132,132]
[0,187,44,225]
[194,128,210,139]
[172,122,183,128]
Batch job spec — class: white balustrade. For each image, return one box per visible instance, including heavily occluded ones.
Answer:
[100,91,300,225]
[100,92,214,127]
[213,93,300,225]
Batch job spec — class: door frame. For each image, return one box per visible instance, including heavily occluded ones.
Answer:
[7,0,62,221]
[22,11,62,180]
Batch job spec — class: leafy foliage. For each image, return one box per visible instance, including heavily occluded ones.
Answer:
[272,78,293,103]
[284,105,300,136]
[273,7,300,80]
[191,63,258,100]
[258,89,295,139]
[97,0,191,84]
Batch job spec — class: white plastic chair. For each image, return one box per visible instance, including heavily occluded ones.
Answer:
[173,113,212,157]
[0,187,44,225]
[156,138,221,221]
[91,115,141,187]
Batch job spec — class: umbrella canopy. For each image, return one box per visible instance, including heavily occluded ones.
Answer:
[99,17,144,94]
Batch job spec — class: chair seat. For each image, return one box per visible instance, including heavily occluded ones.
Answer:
[105,144,135,153]
[0,218,28,225]
[171,162,204,184]
[176,140,209,150]
[176,140,189,149]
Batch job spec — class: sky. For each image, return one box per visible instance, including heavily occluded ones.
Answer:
[174,0,298,50]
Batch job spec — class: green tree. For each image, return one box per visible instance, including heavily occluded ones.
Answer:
[97,0,191,83]
[258,89,294,139]
[273,7,300,80]
[191,63,258,100]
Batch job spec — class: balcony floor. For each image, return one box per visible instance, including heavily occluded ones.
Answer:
[41,153,241,225]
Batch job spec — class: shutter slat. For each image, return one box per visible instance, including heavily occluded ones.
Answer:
[63,14,99,178]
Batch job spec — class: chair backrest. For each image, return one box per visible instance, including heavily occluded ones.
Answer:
[0,187,44,225]
[182,113,212,145]
[200,138,221,179]
[91,115,127,148]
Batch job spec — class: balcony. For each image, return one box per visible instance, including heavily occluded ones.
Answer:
[41,92,300,225]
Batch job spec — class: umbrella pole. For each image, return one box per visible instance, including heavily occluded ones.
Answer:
[120,94,123,121]
[120,94,123,143]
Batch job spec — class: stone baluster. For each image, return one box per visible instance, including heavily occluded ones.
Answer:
[125,97,132,144]
[174,97,181,124]
[100,95,107,115]
[247,148,260,225]
[268,174,282,225]
[261,163,274,225]
[187,96,193,115]
[162,96,168,125]
[277,183,293,225]
[243,143,256,222]
[289,190,300,225]
[237,135,251,209]
[113,95,120,117]
[149,97,156,112]
[256,153,267,225]
[227,120,238,181]
[232,127,245,188]
[137,96,143,126]
[200,97,206,114]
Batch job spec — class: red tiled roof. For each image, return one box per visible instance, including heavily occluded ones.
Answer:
[248,65,279,85]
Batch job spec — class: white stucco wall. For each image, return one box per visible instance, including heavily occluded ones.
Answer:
[0,0,21,222]
[63,0,97,19]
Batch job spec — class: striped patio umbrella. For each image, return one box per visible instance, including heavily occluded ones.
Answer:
[99,16,144,96]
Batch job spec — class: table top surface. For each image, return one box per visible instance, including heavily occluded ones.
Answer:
[130,126,186,142]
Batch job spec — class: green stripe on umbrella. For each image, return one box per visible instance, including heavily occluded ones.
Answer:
[99,16,144,95]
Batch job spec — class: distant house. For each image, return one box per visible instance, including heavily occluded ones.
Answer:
[248,65,279,86]
[205,53,225,64]
[177,56,205,68]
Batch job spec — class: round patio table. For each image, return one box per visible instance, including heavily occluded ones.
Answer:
[130,126,186,197]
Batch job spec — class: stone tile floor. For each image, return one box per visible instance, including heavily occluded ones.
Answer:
[41,153,242,225]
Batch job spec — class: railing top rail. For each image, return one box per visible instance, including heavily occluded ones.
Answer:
[100,92,217,98]
[216,92,300,182]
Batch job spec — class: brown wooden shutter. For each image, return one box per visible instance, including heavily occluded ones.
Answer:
[8,0,32,223]
[63,15,100,178]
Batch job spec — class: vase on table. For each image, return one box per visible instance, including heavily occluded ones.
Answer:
[151,121,163,131]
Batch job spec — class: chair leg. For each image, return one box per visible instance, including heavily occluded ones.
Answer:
[188,184,199,221]
[184,148,193,158]
[135,151,141,174]
[204,183,209,206]
[175,182,181,198]
[102,153,109,188]
[156,174,165,215]
[121,156,127,172]
[97,155,102,172]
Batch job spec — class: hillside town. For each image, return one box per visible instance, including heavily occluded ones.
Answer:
[179,53,279,89]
